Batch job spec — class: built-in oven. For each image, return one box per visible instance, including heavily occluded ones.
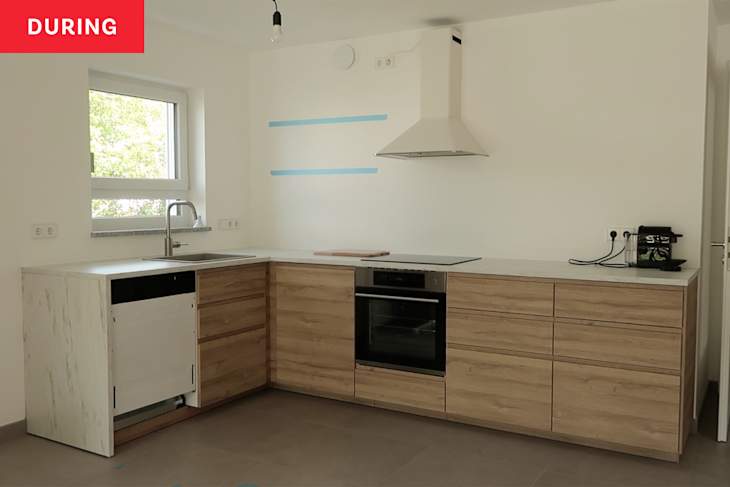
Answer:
[355,268,446,376]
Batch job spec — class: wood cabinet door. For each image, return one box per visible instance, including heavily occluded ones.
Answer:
[553,361,680,454]
[355,365,445,414]
[448,274,554,317]
[555,283,683,328]
[198,264,267,306]
[199,328,267,407]
[554,320,681,372]
[199,296,266,341]
[272,264,355,398]
[448,309,553,356]
[446,347,552,431]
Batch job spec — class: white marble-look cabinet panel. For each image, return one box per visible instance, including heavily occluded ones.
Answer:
[22,272,113,457]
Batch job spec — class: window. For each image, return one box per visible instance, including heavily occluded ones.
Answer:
[89,72,191,231]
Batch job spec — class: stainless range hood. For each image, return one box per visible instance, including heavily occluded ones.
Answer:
[377,28,488,159]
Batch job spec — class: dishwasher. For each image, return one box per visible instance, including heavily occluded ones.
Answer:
[110,271,197,420]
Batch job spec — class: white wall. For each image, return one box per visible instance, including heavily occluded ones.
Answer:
[248,0,709,269]
[0,21,250,427]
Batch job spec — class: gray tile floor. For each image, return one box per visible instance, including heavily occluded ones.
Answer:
[0,389,728,487]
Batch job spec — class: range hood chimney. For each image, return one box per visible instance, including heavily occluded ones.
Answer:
[376,28,488,159]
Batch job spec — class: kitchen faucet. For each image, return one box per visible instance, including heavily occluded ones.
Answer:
[164,201,198,257]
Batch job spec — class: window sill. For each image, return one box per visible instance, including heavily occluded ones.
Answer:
[90,226,212,238]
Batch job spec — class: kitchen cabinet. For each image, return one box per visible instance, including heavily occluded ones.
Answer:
[270,263,355,399]
[446,275,554,432]
[552,278,697,459]
[448,274,554,317]
[555,282,683,328]
[554,320,681,372]
[447,274,697,461]
[553,361,680,454]
[20,253,699,461]
[448,309,553,356]
[199,327,267,406]
[199,296,267,340]
[446,347,552,431]
[355,365,445,415]
[198,264,267,306]
[195,264,268,407]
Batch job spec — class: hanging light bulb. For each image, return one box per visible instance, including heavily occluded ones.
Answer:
[271,0,283,43]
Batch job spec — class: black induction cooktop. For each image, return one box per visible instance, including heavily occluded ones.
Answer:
[361,254,482,266]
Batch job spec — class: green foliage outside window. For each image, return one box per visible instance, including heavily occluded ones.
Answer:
[89,90,175,218]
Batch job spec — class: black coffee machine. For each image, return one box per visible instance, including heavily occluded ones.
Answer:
[635,226,685,272]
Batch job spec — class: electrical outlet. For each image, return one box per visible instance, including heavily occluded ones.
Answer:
[32,223,58,239]
[375,56,395,70]
[606,226,635,242]
[46,223,58,238]
[217,218,240,231]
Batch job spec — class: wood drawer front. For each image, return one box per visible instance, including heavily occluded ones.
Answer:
[448,309,553,356]
[273,264,355,398]
[553,361,680,454]
[555,283,683,328]
[199,296,266,341]
[198,264,267,306]
[355,366,445,413]
[554,321,681,372]
[199,328,267,406]
[448,275,554,317]
[275,330,355,398]
[275,264,354,304]
[446,348,552,431]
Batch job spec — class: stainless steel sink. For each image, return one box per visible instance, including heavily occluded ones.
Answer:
[146,253,256,263]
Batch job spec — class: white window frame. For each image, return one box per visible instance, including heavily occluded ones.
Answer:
[89,71,191,231]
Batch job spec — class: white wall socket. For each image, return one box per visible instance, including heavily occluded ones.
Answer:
[217,218,240,231]
[375,56,395,70]
[32,223,58,239]
[606,226,635,242]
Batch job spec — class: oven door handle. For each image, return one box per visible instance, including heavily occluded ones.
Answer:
[355,293,441,304]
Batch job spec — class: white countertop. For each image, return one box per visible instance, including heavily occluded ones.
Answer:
[22,248,698,286]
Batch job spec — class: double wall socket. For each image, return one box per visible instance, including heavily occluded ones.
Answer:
[217,218,240,231]
[606,226,635,242]
[32,223,58,239]
[375,56,395,70]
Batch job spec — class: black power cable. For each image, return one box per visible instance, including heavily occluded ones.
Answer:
[598,244,629,268]
[569,233,617,266]
[569,231,632,268]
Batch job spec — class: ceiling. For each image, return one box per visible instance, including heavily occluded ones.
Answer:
[147,0,614,50]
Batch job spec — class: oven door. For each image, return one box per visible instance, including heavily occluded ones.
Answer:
[355,287,446,376]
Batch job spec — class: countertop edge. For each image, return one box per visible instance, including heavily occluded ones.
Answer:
[21,251,699,287]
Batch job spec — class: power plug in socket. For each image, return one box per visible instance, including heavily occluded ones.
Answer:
[606,227,635,242]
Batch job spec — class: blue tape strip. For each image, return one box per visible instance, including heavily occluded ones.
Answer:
[268,114,387,127]
[270,167,378,176]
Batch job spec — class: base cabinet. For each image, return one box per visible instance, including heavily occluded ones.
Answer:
[196,264,268,407]
[355,365,445,414]
[552,361,680,454]
[199,328,267,406]
[271,264,355,399]
[446,347,552,431]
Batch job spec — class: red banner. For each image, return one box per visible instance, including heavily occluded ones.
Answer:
[0,0,144,53]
